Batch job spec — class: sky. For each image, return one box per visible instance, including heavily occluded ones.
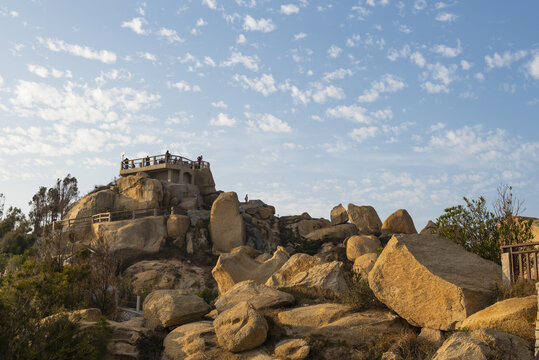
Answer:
[0,0,538,228]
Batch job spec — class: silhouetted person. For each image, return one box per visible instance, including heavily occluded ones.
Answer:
[165,150,171,163]
[145,156,150,166]
[123,158,129,169]
[245,194,248,203]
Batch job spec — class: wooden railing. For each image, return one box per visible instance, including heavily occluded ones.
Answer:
[52,206,181,232]
[501,242,539,283]
[120,153,210,171]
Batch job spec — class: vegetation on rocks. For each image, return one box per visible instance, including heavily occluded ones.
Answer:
[339,274,385,311]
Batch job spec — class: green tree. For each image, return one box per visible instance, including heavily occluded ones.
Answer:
[0,207,35,255]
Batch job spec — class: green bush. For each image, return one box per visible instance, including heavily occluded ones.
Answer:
[197,288,218,304]
[339,274,385,311]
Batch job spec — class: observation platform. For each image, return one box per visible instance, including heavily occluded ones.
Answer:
[120,153,210,185]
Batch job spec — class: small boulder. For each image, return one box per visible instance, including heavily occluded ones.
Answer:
[304,223,357,242]
[330,204,348,225]
[368,234,502,330]
[381,209,417,235]
[212,246,289,294]
[273,339,310,360]
[265,253,348,299]
[163,321,218,360]
[459,295,537,341]
[215,280,295,313]
[213,302,268,353]
[432,328,533,360]
[347,204,382,235]
[346,235,381,261]
[420,220,437,235]
[143,290,210,329]
[210,192,246,253]
[352,253,379,278]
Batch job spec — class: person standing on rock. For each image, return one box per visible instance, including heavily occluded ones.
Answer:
[245,194,248,203]
[145,156,150,166]
[165,150,171,163]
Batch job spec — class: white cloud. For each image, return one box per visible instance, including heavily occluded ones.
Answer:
[204,56,216,67]
[328,45,342,58]
[322,68,353,82]
[235,0,256,7]
[371,108,393,120]
[435,12,457,22]
[410,52,426,67]
[210,113,236,127]
[429,122,446,132]
[157,28,184,43]
[237,34,247,44]
[421,81,449,94]
[196,18,207,27]
[139,52,156,61]
[312,85,345,103]
[357,74,406,103]
[366,0,389,7]
[346,34,361,47]
[202,0,217,10]
[485,50,528,69]
[460,60,472,70]
[433,39,462,58]
[414,0,427,10]
[121,17,148,35]
[326,105,370,123]
[475,72,485,81]
[243,15,276,32]
[232,73,277,96]
[28,64,72,79]
[221,51,260,71]
[294,32,307,41]
[387,45,410,61]
[423,62,457,87]
[170,80,201,92]
[211,101,228,109]
[399,25,411,34]
[279,80,311,105]
[528,54,539,79]
[38,38,116,64]
[252,113,292,133]
[0,75,3,87]
[349,126,378,142]
[281,4,299,15]
[9,10,18,17]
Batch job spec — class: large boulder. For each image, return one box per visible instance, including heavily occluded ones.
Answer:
[214,302,268,353]
[65,189,115,219]
[330,204,348,225]
[163,321,218,360]
[210,192,246,253]
[214,280,295,313]
[212,246,289,294]
[92,216,167,262]
[432,328,533,360]
[275,303,406,347]
[287,218,331,238]
[352,253,379,278]
[124,259,213,295]
[304,223,357,242]
[194,167,217,196]
[381,209,417,235]
[368,234,502,330]
[265,253,348,299]
[347,204,382,235]
[116,174,164,210]
[346,235,381,261]
[167,215,190,240]
[143,290,210,329]
[459,295,537,340]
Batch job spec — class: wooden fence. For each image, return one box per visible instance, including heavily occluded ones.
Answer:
[501,241,539,284]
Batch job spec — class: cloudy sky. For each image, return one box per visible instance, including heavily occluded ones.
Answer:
[0,0,538,227]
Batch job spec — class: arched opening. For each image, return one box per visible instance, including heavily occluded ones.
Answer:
[183,172,192,184]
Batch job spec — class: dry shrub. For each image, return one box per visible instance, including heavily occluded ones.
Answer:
[339,274,386,311]
[358,331,439,360]
[491,279,536,302]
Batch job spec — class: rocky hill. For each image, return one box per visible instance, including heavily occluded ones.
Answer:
[58,170,537,359]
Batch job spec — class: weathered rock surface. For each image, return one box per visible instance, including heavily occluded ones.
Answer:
[273,339,310,360]
[124,259,213,295]
[432,328,533,360]
[194,167,217,196]
[330,204,348,225]
[352,253,379,278]
[212,246,290,294]
[368,234,502,330]
[167,215,190,240]
[65,189,115,219]
[241,200,281,253]
[275,304,406,347]
[304,223,357,242]
[347,204,382,235]
[215,280,295,313]
[107,318,149,360]
[346,235,381,261]
[420,220,437,235]
[288,219,331,238]
[92,216,167,262]
[459,295,537,340]
[214,302,268,353]
[143,290,210,329]
[210,192,246,253]
[381,209,417,235]
[163,321,218,360]
[116,173,164,210]
[266,253,348,299]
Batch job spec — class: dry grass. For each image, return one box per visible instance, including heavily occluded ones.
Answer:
[491,279,536,302]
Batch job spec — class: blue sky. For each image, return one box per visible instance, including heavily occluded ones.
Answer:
[0,0,538,228]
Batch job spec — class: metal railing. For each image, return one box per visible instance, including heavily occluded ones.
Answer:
[501,241,539,283]
[120,153,210,171]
